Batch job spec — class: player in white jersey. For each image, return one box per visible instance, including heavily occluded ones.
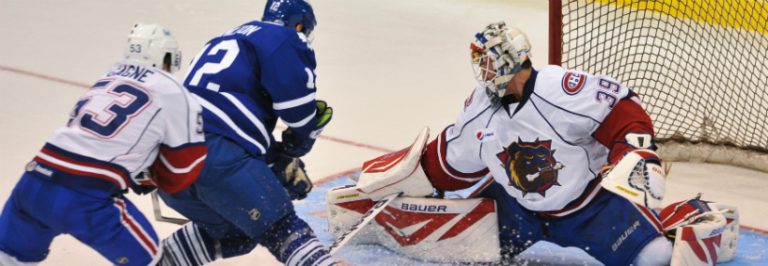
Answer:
[0,23,206,266]
[338,22,739,266]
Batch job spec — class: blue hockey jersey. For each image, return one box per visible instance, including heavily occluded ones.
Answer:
[184,21,318,156]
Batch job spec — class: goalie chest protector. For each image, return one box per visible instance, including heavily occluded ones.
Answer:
[445,65,632,213]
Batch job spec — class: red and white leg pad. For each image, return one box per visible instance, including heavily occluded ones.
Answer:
[327,185,501,263]
[659,197,740,266]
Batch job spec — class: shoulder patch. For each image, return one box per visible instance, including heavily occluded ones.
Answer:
[561,72,586,95]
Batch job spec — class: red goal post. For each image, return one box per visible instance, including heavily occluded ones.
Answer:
[548,0,768,172]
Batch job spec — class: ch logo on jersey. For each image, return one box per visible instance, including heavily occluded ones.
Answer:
[496,138,564,197]
[562,72,586,95]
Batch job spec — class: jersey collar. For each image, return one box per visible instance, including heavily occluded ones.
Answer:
[501,67,538,116]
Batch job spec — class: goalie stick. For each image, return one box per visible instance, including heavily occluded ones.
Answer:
[328,192,402,255]
[151,191,189,225]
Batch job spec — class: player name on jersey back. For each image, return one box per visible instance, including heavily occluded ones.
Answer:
[106,63,157,83]
[221,24,261,37]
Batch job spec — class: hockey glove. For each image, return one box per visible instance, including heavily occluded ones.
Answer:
[271,151,313,200]
[601,149,666,209]
[659,195,740,264]
[282,100,333,157]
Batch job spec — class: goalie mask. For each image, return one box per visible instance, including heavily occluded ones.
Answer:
[471,22,531,104]
[124,23,182,73]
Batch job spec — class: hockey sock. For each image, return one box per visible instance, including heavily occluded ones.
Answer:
[160,223,218,266]
[260,212,336,266]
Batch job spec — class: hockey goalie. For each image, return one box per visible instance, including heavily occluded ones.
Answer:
[326,21,740,265]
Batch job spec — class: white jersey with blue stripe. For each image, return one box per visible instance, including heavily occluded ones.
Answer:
[183,21,319,156]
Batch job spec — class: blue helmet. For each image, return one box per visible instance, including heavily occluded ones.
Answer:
[262,0,317,36]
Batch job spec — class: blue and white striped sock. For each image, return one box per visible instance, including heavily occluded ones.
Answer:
[261,213,336,266]
[160,223,218,266]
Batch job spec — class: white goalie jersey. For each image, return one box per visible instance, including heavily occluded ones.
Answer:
[33,61,206,195]
[424,65,634,214]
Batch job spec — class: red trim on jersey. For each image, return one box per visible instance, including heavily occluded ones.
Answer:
[536,176,603,218]
[467,177,495,198]
[34,155,121,187]
[35,147,130,188]
[593,98,655,164]
[114,199,158,256]
[421,129,488,191]
[151,143,207,194]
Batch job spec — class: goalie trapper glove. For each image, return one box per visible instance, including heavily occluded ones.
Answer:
[270,147,313,200]
[282,100,333,157]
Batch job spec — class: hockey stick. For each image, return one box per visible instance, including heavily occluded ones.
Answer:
[151,191,190,225]
[328,192,402,255]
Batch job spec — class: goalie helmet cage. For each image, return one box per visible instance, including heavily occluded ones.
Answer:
[548,0,768,172]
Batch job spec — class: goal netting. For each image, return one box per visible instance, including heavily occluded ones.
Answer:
[549,0,768,172]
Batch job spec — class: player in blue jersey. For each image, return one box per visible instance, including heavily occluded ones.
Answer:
[0,24,207,266]
[157,1,336,265]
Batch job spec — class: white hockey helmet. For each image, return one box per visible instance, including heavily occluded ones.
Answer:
[124,23,182,73]
[471,22,531,103]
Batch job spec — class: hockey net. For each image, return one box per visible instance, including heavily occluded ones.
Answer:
[549,0,768,172]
